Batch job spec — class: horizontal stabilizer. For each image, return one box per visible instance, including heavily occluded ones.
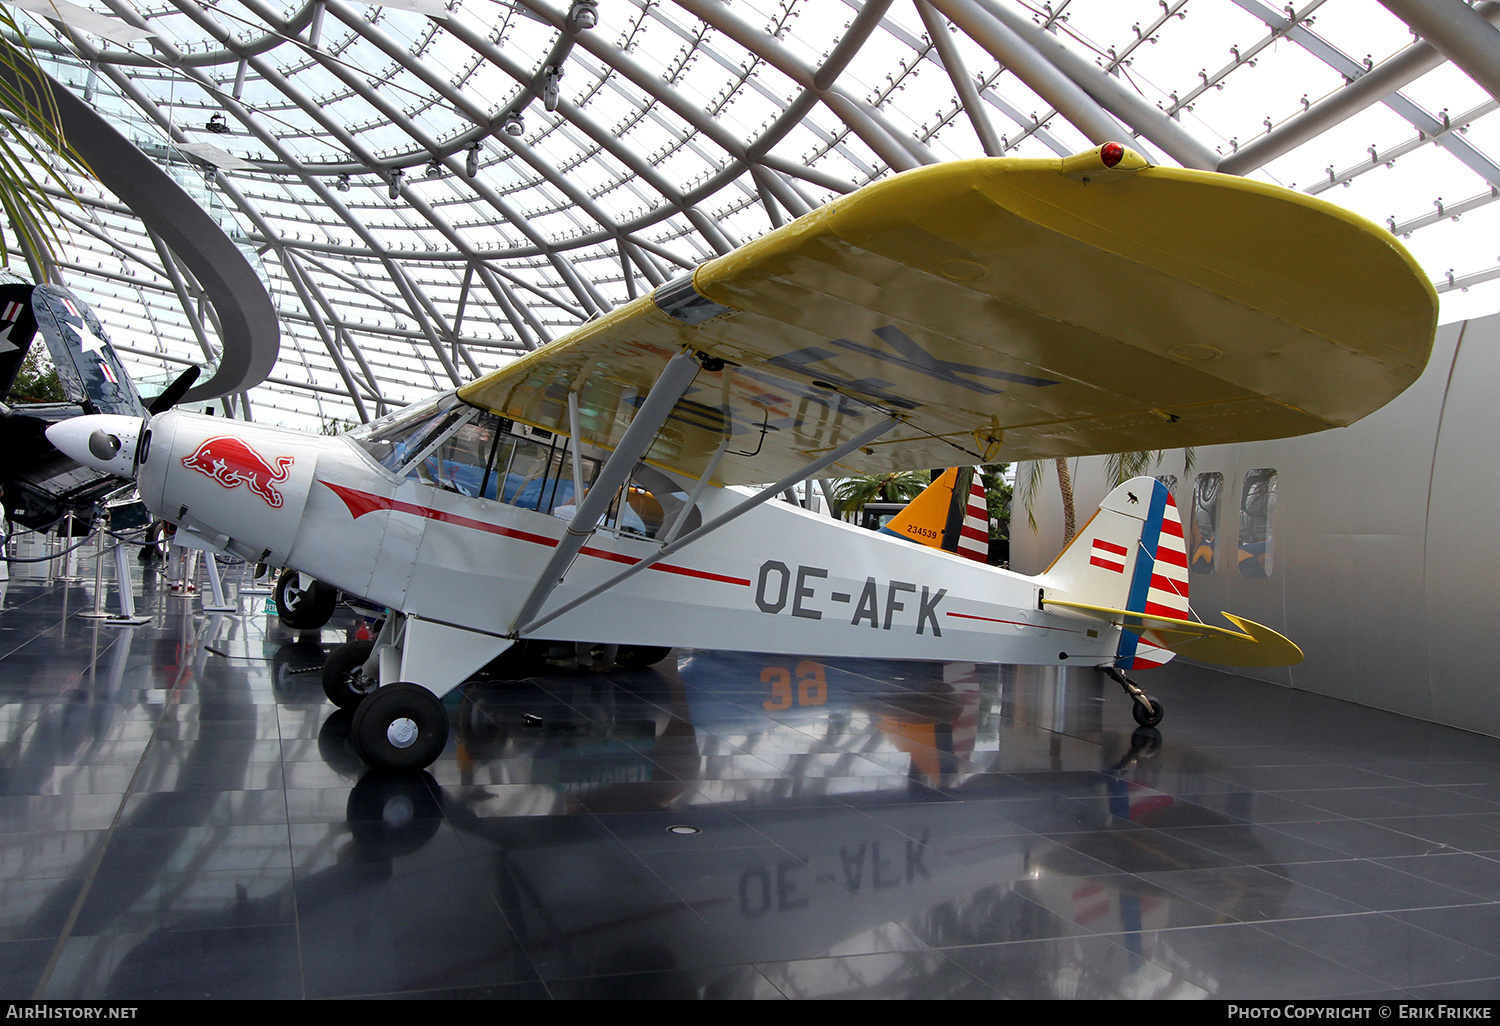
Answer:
[1044,599,1303,668]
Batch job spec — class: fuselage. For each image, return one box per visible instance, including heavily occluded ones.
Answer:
[138,405,1115,668]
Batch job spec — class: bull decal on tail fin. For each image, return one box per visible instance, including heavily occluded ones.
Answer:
[182,436,294,508]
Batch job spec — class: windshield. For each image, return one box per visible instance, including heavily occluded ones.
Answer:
[348,393,468,474]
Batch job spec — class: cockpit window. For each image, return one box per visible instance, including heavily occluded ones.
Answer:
[350,399,701,540]
[406,411,503,496]
[348,393,468,474]
[609,464,699,540]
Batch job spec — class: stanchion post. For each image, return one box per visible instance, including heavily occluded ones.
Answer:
[80,515,110,620]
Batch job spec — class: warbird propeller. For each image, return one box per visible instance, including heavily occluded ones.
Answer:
[48,146,1438,772]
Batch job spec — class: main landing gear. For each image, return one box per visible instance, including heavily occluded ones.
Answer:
[348,682,450,772]
[1101,664,1164,728]
[320,611,674,773]
[322,640,377,709]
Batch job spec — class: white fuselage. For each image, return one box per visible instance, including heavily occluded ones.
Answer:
[139,409,1117,676]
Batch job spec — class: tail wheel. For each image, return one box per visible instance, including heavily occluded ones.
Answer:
[275,569,337,630]
[1131,696,1165,728]
[322,640,377,710]
[350,682,450,772]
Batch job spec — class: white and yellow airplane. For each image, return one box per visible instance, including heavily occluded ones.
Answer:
[46,144,1437,772]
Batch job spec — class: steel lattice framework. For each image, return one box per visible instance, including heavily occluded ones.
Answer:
[7,0,1500,428]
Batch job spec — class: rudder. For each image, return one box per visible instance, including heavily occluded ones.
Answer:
[879,467,990,563]
[1038,477,1189,669]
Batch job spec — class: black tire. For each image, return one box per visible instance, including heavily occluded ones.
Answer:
[323,640,377,710]
[615,645,671,668]
[350,682,449,772]
[1131,696,1165,728]
[275,569,337,630]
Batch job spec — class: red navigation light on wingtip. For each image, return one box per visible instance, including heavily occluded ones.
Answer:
[1100,141,1125,168]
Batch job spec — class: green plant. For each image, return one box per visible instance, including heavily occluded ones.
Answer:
[0,9,88,273]
[975,463,1011,541]
[832,469,930,519]
[10,344,62,402]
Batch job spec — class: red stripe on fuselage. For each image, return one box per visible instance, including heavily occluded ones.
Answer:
[946,611,1083,634]
[321,481,751,587]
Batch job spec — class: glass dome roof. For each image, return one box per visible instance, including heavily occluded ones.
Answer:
[7,0,1497,427]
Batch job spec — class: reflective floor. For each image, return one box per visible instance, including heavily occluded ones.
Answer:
[3,554,1500,1000]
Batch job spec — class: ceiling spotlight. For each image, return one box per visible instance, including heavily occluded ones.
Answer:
[542,65,563,112]
[204,111,230,134]
[425,160,443,179]
[567,2,597,31]
[465,143,480,178]
[334,174,350,192]
[502,113,524,137]
[388,169,403,200]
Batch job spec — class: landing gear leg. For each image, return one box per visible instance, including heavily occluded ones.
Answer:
[338,613,513,772]
[1101,664,1164,728]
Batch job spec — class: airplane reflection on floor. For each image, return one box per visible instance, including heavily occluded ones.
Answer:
[2,557,1500,999]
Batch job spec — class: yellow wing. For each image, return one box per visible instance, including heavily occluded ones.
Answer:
[458,145,1436,486]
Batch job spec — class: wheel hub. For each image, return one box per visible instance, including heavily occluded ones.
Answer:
[387,716,419,749]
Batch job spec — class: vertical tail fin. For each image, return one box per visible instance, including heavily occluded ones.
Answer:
[879,467,956,549]
[31,284,146,418]
[880,467,991,563]
[1039,477,1189,669]
[0,279,39,399]
[953,472,990,562]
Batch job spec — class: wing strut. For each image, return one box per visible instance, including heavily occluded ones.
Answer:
[509,349,702,633]
[659,436,730,546]
[513,414,900,638]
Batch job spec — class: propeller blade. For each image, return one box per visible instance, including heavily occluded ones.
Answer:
[147,366,201,415]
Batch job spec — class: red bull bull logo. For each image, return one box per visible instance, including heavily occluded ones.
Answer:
[181,436,294,509]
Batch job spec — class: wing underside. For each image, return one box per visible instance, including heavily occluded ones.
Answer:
[457,149,1437,486]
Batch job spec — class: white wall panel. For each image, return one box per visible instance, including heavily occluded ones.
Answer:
[1012,319,1500,737]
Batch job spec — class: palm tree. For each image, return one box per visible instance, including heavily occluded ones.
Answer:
[1016,457,1077,544]
[0,9,88,276]
[832,470,930,520]
[1017,448,1194,549]
[1105,447,1194,488]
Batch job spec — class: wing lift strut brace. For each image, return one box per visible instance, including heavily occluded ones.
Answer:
[508,355,901,639]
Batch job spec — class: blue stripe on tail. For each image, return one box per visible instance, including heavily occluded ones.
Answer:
[1115,479,1167,666]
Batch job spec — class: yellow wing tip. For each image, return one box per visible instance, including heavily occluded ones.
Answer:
[1154,612,1304,668]
[1045,598,1303,668]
